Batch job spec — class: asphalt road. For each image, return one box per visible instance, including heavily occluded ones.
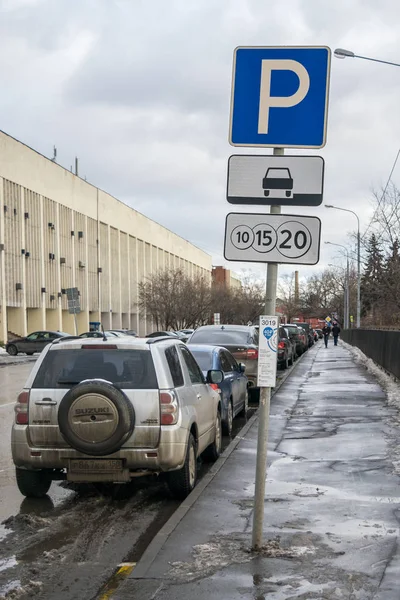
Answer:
[0,353,284,600]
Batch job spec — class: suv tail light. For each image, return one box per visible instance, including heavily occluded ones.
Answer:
[160,390,179,425]
[246,348,258,360]
[15,390,29,425]
[278,341,285,350]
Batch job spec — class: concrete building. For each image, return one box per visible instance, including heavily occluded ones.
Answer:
[212,266,242,290]
[0,131,211,341]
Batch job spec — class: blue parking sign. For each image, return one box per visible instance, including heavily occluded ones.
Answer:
[229,46,331,148]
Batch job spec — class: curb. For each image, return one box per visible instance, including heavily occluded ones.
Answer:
[130,344,314,580]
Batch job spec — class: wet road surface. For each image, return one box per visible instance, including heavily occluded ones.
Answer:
[0,350,298,600]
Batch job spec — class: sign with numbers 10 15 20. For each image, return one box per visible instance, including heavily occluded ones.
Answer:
[224,212,321,265]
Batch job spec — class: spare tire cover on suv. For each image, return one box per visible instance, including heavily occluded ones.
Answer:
[58,380,135,456]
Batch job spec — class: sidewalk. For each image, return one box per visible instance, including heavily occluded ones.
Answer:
[115,343,400,600]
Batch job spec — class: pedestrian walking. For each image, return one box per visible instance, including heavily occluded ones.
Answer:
[322,324,330,348]
[332,322,341,346]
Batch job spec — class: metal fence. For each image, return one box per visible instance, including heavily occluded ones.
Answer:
[341,329,400,379]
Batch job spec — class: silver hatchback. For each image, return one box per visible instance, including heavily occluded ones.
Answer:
[12,336,223,500]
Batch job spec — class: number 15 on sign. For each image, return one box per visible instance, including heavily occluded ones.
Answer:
[224,212,321,265]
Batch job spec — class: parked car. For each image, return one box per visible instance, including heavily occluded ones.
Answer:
[109,329,137,337]
[285,324,307,356]
[11,336,223,500]
[296,322,314,348]
[188,325,259,399]
[79,331,117,339]
[107,330,130,338]
[173,331,189,342]
[278,326,295,369]
[189,345,248,435]
[147,331,179,339]
[6,331,70,356]
[312,329,318,342]
[315,328,323,339]
[179,329,195,337]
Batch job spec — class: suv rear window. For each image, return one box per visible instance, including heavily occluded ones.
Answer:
[32,349,158,389]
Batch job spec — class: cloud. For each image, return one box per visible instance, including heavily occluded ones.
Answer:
[0,0,400,287]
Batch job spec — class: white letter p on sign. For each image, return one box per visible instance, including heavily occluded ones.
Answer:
[258,59,310,134]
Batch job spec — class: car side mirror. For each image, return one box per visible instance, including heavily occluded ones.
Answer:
[238,363,246,373]
[207,369,224,384]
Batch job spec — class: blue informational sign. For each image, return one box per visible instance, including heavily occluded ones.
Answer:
[229,46,331,148]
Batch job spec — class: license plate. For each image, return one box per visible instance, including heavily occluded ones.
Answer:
[69,459,123,473]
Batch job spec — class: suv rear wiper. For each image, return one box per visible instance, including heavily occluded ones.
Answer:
[57,379,81,384]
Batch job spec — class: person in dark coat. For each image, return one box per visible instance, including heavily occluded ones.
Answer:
[332,322,341,346]
[322,324,330,348]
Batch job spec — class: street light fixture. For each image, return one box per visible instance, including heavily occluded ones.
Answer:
[325,205,361,328]
[334,48,400,68]
[325,242,350,329]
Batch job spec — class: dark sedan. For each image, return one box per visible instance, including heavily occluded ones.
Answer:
[6,331,70,356]
[188,325,259,398]
[189,344,248,435]
[278,326,295,369]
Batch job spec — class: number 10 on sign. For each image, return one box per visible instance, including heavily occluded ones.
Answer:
[224,212,321,265]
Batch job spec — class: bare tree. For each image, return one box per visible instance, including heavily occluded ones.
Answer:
[138,268,213,331]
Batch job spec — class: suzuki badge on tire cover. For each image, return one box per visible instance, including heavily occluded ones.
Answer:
[58,380,135,456]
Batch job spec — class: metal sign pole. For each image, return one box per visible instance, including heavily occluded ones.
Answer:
[252,147,283,551]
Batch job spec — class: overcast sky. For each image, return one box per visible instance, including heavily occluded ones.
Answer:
[1,0,400,283]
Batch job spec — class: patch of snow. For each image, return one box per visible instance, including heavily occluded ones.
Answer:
[0,556,17,573]
[0,580,42,600]
[341,340,400,475]
[341,341,400,411]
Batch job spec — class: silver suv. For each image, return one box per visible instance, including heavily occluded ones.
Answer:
[12,336,223,500]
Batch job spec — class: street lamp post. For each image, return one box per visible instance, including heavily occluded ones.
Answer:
[334,48,400,68]
[325,205,361,328]
[326,242,350,329]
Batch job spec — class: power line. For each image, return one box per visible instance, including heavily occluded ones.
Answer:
[362,147,400,241]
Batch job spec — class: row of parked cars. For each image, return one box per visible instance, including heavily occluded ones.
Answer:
[10,321,320,501]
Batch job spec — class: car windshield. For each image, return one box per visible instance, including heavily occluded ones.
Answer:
[266,168,290,178]
[190,329,254,345]
[33,349,158,389]
[190,350,213,372]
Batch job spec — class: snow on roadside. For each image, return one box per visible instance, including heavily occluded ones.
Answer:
[341,340,400,412]
[341,339,400,475]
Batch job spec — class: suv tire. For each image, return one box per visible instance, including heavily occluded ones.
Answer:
[166,433,197,499]
[203,411,222,462]
[15,468,52,498]
[58,380,135,456]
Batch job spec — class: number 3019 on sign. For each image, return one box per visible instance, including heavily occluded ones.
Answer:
[224,212,321,265]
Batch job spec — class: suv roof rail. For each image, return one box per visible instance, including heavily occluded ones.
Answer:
[146,336,180,345]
